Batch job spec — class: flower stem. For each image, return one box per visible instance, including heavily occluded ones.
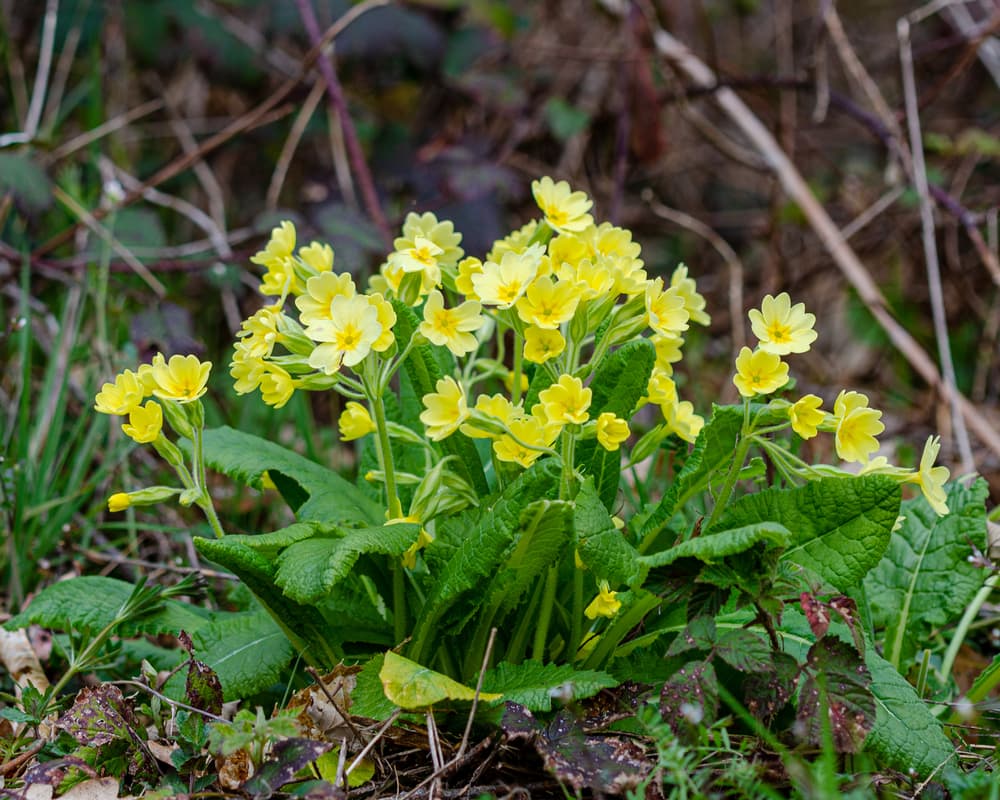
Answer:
[369,391,403,520]
[705,399,754,530]
[531,565,559,662]
[192,421,226,538]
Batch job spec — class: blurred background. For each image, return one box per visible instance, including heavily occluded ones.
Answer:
[3,0,1000,602]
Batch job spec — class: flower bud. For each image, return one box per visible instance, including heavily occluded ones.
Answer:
[151,435,185,467]
[159,397,195,440]
[108,485,181,512]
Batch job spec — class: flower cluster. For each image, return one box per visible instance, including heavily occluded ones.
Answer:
[731,293,950,514]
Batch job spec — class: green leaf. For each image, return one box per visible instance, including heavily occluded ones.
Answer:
[182,611,293,701]
[640,522,791,569]
[274,523,421,604]
[194,537,341,669]
[380,652,501,709]
[637,404,744,548]
[408,461,559,666]
[574,479,644,586]
[796,638,874,753]
[480,660,616,711]
[199,426,382,526]
[544,97,591,142]
[391,301,488,496]
[863,479,989,669]
[350,654,396,720]
[4,576,209,636]
[864,647,954,776]
[707,475,900,591]
[576,339,655,509]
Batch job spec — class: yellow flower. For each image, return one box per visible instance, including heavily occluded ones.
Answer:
[399,212,464,268]
[584,580,621,619]
[904,435,950,515]
[834,389,870,419]
[493,417,557,468]
[230,344,267,395]
[150,354,212,404]
[367,293,397,352]
[646,371,677,406]
[557,257,615,300]
[251,221,303,297]
[531,176,594,233]
[419,289,484,357]
[400,524,434,570]
[455,257,484,299]
[419,376,469,441]
[548,232,591,271]
[652,335,684,376]
[339,401,376,441]
[789,394,825,440]
[472,245,544,308]
[259,364,297,409]
[538,374,591,425]
[298,241,334,274]
[305,294,383,373]
[523,326,566,364]
[670,265,710,326]
[515,275,581,329]
[748,292,817,355]
[661,398,704,444]
[645,278,690,338]
[122,400,163,444]
[107,492,131,512]
[835,405,884,464]
[295,271,357,326]
[732,347,788,398]
[388,235,444,289]
[94,369,145,415]
[236,307,282,360]
[596,413,630,451]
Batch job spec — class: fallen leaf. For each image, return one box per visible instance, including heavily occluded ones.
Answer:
[60,778,122,800]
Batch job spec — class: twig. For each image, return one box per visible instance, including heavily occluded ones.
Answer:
[110,679,228,723]
[46,99,165,162]
[0,0,58,147]
[649,22,1000,462]
[294,0,392,248]
[33,0,390,258]
[0,741,45,778]
[80,548,238,580]
[458,627,497,760]
[839,186,905,241]
[345,709,402,777]
[194,0,301,78]
[52,186,167,296]
[899,8,975,472]
[41,0,85,129]
[304,666,364,745]
[267,76,327,210]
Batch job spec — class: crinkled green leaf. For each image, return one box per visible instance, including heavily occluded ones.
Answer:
[408,462,559,666]
[481,660,616,711]
[575,479,644,586]
[194,537,341,669]
[708,475,900,591]
[4,576,209,637]
[576,340,655,509]
[864,647,954,776]
[864,479,989,668]
[184,611,293,701]
[796,638,873,753]
[380,652,501,709]
[274,523,421,605]
[391,301,488,496]
[200,426,381,526]
[640,522,791,569]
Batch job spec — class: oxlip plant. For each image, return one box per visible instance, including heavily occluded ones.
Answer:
[9,177,991,791]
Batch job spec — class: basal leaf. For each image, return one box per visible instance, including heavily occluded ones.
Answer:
[796,638,873,753]
[863,479,989,669]
[184,610,293,701]
[576,339,655,509]
[380,652,501,709]
[4,576,209,637]
[350,654,397,720]
[864,647,955,776]
[194,537,341,669]
[274,523,421,605]
[640,522,791,569]
[575,479,644,586]
[480,660,616,712]
[200,426,382,526]
[391,301,488,496]
[709,475,900,591]
[408,461,559,666]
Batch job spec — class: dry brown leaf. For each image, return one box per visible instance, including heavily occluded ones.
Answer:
[217,747,253,790]
[59,778,123,800]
